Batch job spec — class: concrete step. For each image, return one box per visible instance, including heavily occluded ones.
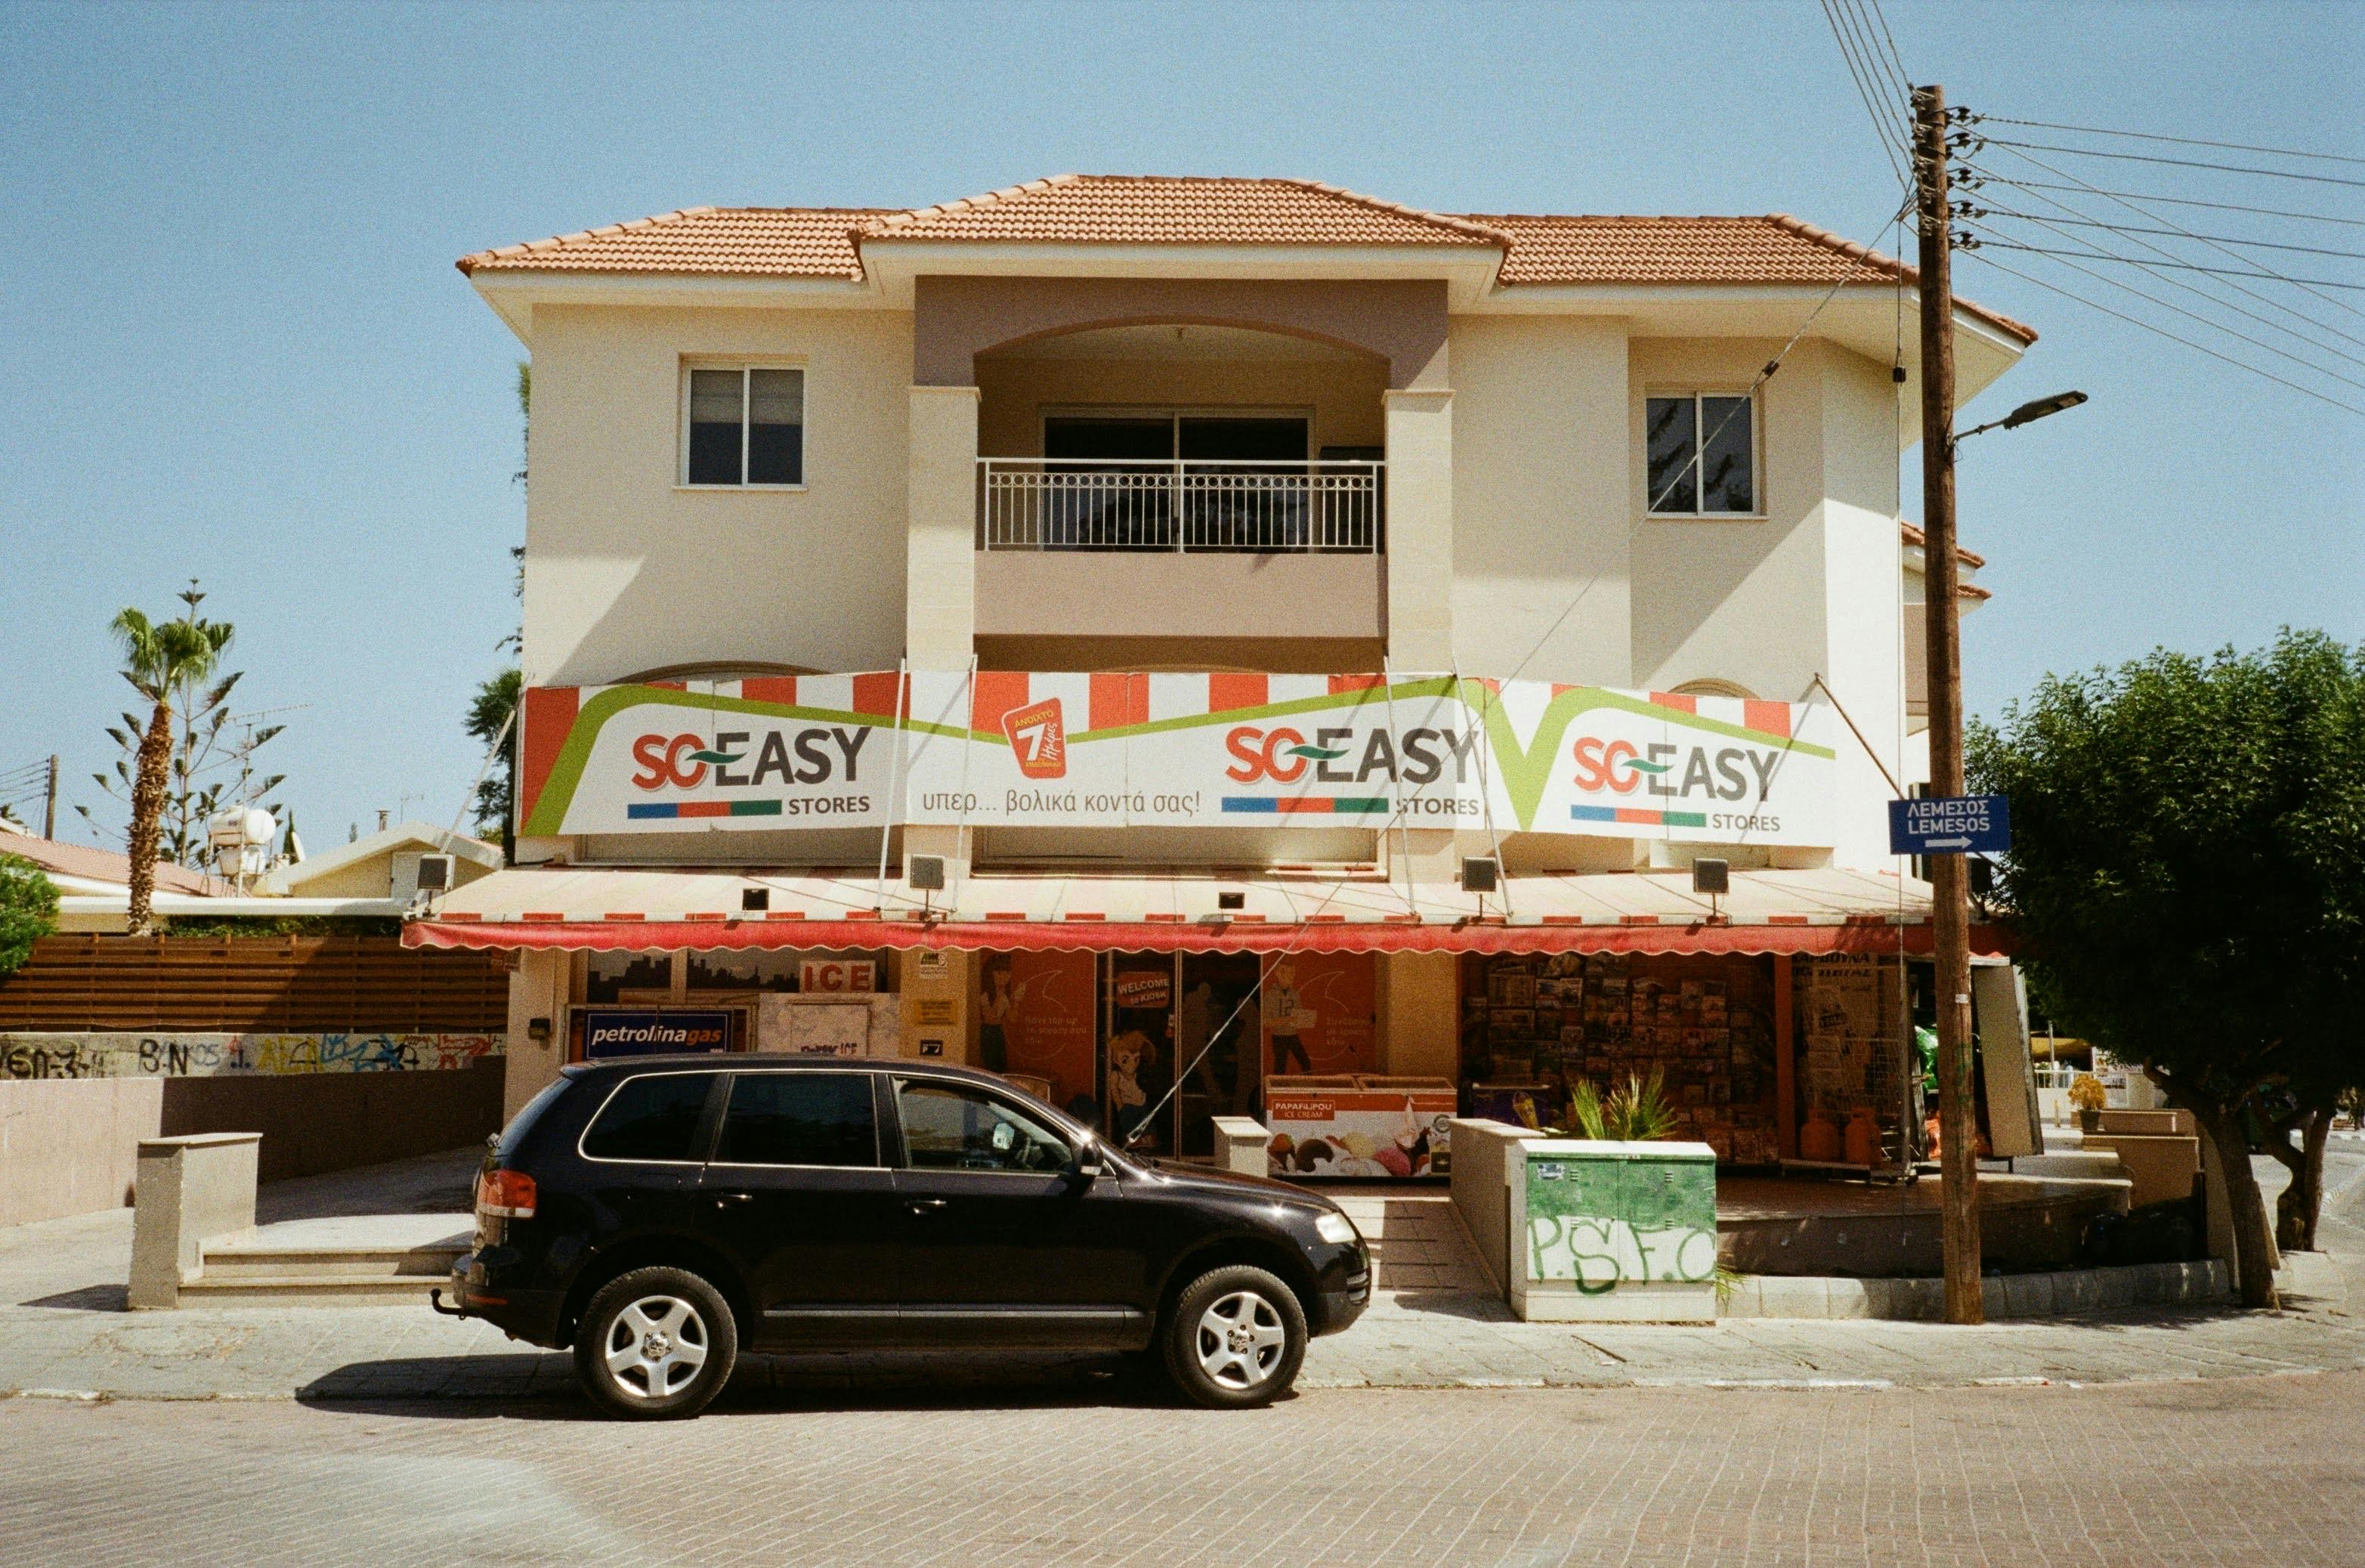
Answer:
[201,1245,466,1281]
[177,1273,448,1307]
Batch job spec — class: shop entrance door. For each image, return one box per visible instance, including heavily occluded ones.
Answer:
[1173,953,1261,1157]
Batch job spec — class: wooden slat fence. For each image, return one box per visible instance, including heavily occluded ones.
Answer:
[0,936,512,1032]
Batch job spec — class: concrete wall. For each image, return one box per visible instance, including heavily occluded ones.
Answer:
[2,1031,502,1080]
[524,304,916,686]
[974,552,1383,642]
[0,1078,162,1224]
[158,1058,504,1184]
[277,849,497,901]
[1448,314,1632,686]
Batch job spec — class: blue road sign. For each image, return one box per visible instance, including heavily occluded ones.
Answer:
[1889,793,2011,856]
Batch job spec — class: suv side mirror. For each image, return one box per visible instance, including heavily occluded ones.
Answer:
[1071,1140,1105,1181]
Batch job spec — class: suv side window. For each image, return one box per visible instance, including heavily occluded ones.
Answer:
[895,1081,1071,1174]
[716,1072,879,1167]
[580,1072,719,1162]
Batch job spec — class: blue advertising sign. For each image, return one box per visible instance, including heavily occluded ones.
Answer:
[1888,794,2011,856]
[579,1009,736,1060]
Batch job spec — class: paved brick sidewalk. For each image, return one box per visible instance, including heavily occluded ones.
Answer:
[5,1371,2360,1566]
[2,1147,2357,1405]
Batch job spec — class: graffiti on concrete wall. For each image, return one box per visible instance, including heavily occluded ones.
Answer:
[0,1032,505,1081]
[1524,1149,1719,1294]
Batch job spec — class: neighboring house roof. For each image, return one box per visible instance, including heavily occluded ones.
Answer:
[258,821,502,895]
[1898,521,1988,570]
[864,175,1505,249]
[1900,521,1993,602]
[0,833,230,896]
[458,206,892,279]
[455,176,2033,343]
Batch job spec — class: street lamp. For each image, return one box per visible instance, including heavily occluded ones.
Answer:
[1954,390,2088,446]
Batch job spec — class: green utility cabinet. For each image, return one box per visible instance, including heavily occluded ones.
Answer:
[1510,1139,1719,1322]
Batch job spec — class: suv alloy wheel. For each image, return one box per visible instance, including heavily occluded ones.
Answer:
[574,1265,740,1420]
[1162,1264,1306,1409]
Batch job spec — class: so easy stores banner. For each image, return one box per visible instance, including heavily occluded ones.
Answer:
[518,672,1839,847]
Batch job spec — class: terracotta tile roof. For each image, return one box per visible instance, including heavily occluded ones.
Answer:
[453,184,2032,343]
[862,175,1505,249]
[456,206,892,278]
[1899,520,1989,570]
[1461,212,2035,342]
[0,833,229,895]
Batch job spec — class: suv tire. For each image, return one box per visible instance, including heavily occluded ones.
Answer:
[1161,1264,1306,1409]
[573,1266,739,1421]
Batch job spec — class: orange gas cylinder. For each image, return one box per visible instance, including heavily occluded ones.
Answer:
[1800,1109,1842,1162]
[1843,1106,1879,1165]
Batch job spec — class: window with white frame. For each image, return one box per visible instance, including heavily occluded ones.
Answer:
[684,365,804,487]
[1646,392,1756,515]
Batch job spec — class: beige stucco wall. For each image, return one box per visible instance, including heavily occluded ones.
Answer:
[502,948,571,1119]
[0,1077,163,1225]
[524,305,915,686]
[1447,315,1633,686]
[1625,337,1905,868]
[277,850,497,901]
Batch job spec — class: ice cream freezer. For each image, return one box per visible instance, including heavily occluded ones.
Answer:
[1264,1075,1457,1178]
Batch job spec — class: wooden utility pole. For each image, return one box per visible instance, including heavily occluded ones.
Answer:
[1913,82,1984,1325]
[43,755,59,840]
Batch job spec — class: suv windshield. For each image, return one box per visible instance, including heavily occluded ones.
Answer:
[895,1080,1071,1173]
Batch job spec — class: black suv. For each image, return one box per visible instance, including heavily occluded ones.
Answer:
[437,1055,1370,1418]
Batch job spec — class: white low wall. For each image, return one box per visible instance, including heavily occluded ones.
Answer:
[0,1078,165,1225]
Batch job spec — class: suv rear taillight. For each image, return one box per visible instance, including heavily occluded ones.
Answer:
[477,1168,537,1220]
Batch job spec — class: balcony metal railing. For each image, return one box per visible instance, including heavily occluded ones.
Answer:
[978,457,1383,553]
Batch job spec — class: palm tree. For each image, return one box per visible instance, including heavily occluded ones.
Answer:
[111,608,227,934]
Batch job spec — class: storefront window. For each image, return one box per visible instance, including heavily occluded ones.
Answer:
[585,951,671,1004]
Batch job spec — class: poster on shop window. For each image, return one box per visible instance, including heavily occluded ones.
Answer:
[517,673,1837,848]
[978,951,1098,1127]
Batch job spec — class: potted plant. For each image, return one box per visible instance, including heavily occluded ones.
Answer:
[2069,1072,2107,1134]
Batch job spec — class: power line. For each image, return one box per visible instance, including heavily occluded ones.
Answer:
[1962,219,2365,391]
[1840,0,1913,113]
[1972,115,2365,169]
[1960,181,2365,363]
[1974,138,2365,329]
[1967,211,2365,263]
[1994,181,2365,230]
[1964,237,2365,293]
[1959,248,2365,417]
[1978,138,2365,191]
[1819,0,1909,190]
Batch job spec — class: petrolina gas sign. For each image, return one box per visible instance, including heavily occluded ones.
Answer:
[518,673,1838,846]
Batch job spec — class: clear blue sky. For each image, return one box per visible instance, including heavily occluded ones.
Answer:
[2,0,2358,849]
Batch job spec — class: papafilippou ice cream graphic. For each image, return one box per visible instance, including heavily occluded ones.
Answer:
[517,672,1838,846]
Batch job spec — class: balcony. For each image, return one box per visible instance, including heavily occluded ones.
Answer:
[978,457,1382,553]
[971,457,1388,658]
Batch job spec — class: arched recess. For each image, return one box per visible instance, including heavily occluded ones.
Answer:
[1671,677,1759,701]
[914,275,1448,390]
[612,659,821,685]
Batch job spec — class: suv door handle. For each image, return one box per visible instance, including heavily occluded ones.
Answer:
[713,1192,753,1206]
[906,1198,948,1215]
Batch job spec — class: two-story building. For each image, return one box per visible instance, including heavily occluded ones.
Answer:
[416,175,2032,1174]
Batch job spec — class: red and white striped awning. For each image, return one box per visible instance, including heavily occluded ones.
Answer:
[404,865,2008,957]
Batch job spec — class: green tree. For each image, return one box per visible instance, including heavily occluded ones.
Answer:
[99,605,227,934]
[81,583,284,868]
[0,852,59,974]
[1968,631,2365,1307]
[465,361,530,859]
